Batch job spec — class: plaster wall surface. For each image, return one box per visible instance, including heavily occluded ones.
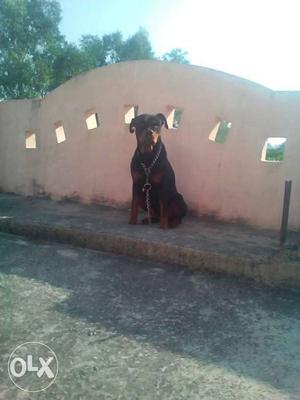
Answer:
[0,61,299,229]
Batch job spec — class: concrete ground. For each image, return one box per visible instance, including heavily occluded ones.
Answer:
[0,193,299,287]
[0,232,300,400]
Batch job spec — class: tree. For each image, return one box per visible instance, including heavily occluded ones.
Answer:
[79,32,124,67]
[50,42,90,90]
[0,0,189,99]
[0,0,64,99]
[161,48,190,64]
[80,35,106,69]
[120,28,154,61]
[78,28,155,70]
[102,32,123,64]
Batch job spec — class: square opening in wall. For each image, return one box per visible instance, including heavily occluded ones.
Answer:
[209,121,232,143]
[167,108,183,129]
[54,121,66,143]
[25,130,37,149]
[261,137,287,162]
[125,105,139,124]
[85,109,100,130]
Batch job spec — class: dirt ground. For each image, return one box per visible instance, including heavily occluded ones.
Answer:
[0,232,300,399]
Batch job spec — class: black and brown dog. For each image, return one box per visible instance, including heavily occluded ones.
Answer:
[129,113,187,229]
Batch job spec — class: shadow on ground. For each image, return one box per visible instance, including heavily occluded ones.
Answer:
[1,232,300,399]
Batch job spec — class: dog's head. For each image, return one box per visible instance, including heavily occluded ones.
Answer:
[129,113,168,154]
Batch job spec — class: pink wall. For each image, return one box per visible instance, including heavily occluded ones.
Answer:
[0,61,299,230]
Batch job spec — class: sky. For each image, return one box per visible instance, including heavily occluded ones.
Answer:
[58,0,300,91]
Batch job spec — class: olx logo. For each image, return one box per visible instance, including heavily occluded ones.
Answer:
[8,342,58,392]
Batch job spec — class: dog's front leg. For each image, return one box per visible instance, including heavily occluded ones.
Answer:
[159,190,169,229]
[129,185,139,224]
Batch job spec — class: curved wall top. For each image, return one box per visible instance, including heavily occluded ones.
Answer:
[0,60,299,229]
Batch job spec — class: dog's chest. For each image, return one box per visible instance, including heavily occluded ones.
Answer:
[149,171,163,184]
[131,168,163,185]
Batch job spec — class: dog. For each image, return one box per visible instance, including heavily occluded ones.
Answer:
[129,113,187,229]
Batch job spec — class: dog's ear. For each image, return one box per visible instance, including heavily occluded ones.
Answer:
[129,117,136,133]
[156,113,169,129]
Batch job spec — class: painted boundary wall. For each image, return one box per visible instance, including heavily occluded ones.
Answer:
[0,60,299,230]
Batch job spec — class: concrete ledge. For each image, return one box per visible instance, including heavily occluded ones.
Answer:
[0,218,299,288]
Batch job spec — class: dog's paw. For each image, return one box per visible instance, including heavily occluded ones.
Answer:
[160,222,169,229]
[160,215,169,229]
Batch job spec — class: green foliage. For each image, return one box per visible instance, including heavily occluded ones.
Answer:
[266,144,285,161]
[102,32,123,64]
[161,48,190,64]
[50,42,90,90]
[215,121,231,144]
[0,0,63,98]
[0,1,189,99]
[80,35,106,68]
[119,28,154,61]
[173,109,183,128]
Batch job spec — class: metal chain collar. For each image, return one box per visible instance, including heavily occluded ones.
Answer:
[140,143,162,224]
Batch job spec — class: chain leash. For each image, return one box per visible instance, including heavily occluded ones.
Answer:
[140,144,162,225]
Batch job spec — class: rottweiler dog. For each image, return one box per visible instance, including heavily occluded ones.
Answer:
[129,113,187,229]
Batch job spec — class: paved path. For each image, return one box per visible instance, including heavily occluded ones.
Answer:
[0,233,300,399]
[0,194,282,260]
[0,194,299,286]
